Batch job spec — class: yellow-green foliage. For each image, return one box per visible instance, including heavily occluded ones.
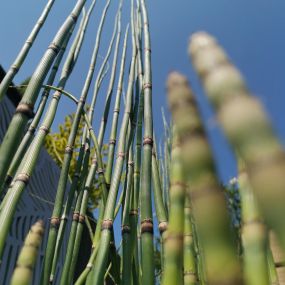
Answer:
[44,111,108,209]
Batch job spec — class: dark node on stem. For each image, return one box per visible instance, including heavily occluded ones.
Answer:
[97,168,104,175]
[158,221,168,234]
[190,186,220,201]
[248,151,285,174]
[5,175,13,186]
[141,219,153,234]
[121,225,131,234]
[102,219,113,231]
[28,125,36,134]
[109,139,116,145]
[79,97,85,104]
[70,12,78,22]
[87,262,93,269]
[109,240,115,248]
[242,218,264,227]
[165,233,184,242]
[15,173,30,185]
[73,212,80,222]
[171,181,187,188]
[50,217,60,228]
[16,103,34,119]
[60,215,68,222]
[129,209,138,216]
[144,47,151,53]
[79,214,85,224]
[143,137,153,146]
[92,157,97,165]
[128,161,134,167]
[184,271,197,276]
[118,152,125,158]
[15,264,33,271]
[48,42,60,54]
[65,145,73,154]
[143,83,152,90]
[39,125,50,134]
[106,183,111,190]
[74,172,80,179]
[11,64,19,73]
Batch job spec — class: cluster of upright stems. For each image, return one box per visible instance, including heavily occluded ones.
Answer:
[1,1,285,285]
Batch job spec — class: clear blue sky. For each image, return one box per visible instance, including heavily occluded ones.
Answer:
[1,0,285,184]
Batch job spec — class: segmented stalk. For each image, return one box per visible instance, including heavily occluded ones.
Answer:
[184,197,198,285]
[0,0,55,102]
[161,127,185,285]
[88,12,137,283]
[189,31,285,254]
[10,221,44,285]
[0,0,86,191]
[42,2,111,283]
[167,71,242,285]
[140,1,155,284]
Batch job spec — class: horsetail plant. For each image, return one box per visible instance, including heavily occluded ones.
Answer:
[189,31,285,253]
[0,0,86,191]
[88,8,137,283]
[0,3,88,263]
[238,157,270,285]
[167,71,243,285]
[42,1,111,283]
[140,1,155,284]
[3,14,83,192]
[0,0,55,102]
[10,220,44,285]
[161,126,185,285]
[184,197,199,285]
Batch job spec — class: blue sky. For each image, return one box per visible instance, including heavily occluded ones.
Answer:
[1,0,285,184]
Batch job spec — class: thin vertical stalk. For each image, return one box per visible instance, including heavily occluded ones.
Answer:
[3,13,85,191]
[105,24,129,187]
[0,0,55,101]
[0,0,86,191]
[161,127,185,285]
[42,2,111,283]
[122,147,135,285]
[0,3,87,263]
[10,221,44,285]
[189,31,285,253]
[88,12,137,284]
[167,71,242,285]
[184,197,198,285]
[238,157,270,285]
[139,1,155,284]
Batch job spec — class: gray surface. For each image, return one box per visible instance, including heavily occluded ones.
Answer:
[0,96,70,284]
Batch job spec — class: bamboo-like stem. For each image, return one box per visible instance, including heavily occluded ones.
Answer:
[0,0,86,191]
[88,12,137,284]
[122,146,135,285]
[161,126,185,285]
[184,197,199,285]
[74,245,99,285]
[10,220,44,285]
[0,0,55,102]
[167,71,242,285]
[42,2,111,283]
[60,147,91,284]
[0,4,87,263]
[238,157,270,285]
[152,137,168,235]
[139,1,155,284]
[3,11,87,194]
[267,245,280,285]
[105,24,129,188]
[189,31,285,254]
